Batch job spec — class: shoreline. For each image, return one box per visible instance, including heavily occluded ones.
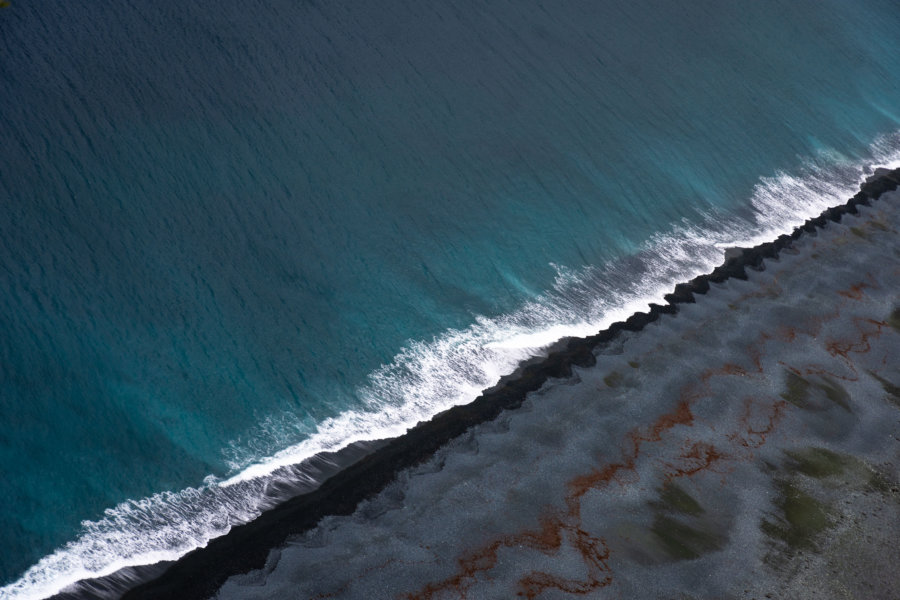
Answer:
[57,168,900,600]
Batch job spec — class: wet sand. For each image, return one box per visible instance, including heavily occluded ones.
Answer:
[90,169,900,599]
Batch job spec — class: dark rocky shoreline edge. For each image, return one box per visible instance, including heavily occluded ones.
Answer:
[65,168,900,600]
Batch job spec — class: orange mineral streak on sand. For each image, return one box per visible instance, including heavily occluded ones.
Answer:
[516,529,612,599]
[662,441,725,484]
[825,317,888,360]
[729,398,788,450]
[836,273,880,301]
[790,316,891,383]
[407,360,797,598]
[837,282,869,300]
[406,398,695,600]
[406,278,887,599]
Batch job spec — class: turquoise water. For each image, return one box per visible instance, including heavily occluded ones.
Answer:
[1,0,899,596]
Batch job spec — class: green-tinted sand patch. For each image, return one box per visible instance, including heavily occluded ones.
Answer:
[779,371,851,411]
[868,371,900,405]
[646,483,723,561]
[762,481,832,552]
[866,471,894,495]
[651,483,704,516]
[887,306,900,331]
[785,447,850,479]
[780,372,811,408]
[817,378,851,412]
[651,515,725,560]
[848,220,892,239]
[603,371,624,388]
[783,447,892,495]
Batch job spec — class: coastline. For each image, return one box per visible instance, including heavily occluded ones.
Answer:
[56,168,900,600]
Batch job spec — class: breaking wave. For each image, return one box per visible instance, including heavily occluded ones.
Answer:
[4,132,900,600]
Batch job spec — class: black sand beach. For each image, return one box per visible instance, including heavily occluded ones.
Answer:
[61,168,900,599]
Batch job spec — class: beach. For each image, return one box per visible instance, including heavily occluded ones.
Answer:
[98,170,900,599]
[4,2,900,597]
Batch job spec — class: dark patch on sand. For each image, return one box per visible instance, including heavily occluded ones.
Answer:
[867,370,900,408]
[110,172,900,600]
[603,371,624,388]
[762,480,833,555]
[780,371,852,412]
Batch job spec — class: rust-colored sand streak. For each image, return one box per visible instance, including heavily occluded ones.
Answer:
[837,282,869,300]
[404,280,885,599]
[516,528,612,599]
[787,317,892,383]
[728,398,788,450]
[835,273,880,300]
[405,388,789,598]
[751,324,807,374]
[749,282,875,376]
[662,441,725,484]
[825,317,889,360]
[405,397,697,600]
[408,515,565,600]
[568,397,696,510]
[406,347,801,598]
[729,279,785,307]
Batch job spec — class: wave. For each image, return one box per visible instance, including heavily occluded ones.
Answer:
[4,132,900,600]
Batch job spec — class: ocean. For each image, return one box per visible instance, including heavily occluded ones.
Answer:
[1,0,899,597]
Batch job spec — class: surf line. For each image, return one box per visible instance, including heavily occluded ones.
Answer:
[97,167,900,600]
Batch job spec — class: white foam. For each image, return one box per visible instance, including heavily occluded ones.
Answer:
[4,132,900,600]
[485,324,591,350]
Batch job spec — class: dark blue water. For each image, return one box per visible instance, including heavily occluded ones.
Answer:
[2,0,899,596]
